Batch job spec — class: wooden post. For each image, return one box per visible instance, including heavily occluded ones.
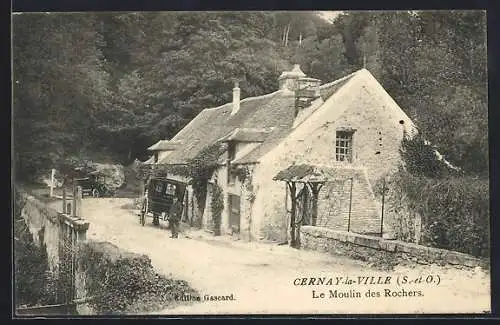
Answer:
[70,227,75,302]
[62,188,67,214]
[140,178,145,201]
[72,184,77,218]
[308,183,323,227]
[50,168,56,197]
[380,178,386,237]
[288,182,297,248]
[347,178,354,232]
[76,229,87,242]
[75,186,82,219]
[191,191,195,227]
[183,190,188,223]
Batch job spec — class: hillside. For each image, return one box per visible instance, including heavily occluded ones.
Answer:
[13,11,487,181]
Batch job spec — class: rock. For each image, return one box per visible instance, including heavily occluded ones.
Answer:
[90,162,125,192]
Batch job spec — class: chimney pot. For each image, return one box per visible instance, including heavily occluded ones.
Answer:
[232,81,241,115]
[294,77,321,116]
[278,63,306,91]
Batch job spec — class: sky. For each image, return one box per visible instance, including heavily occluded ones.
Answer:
[318,11,343,23]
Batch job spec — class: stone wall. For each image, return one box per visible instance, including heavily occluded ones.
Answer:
[315,169,380,235]
[18,191,62,272]
[252,70,414,242]
[300,226,488,269]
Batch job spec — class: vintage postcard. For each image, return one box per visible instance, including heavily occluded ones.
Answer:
[12,10,490,316]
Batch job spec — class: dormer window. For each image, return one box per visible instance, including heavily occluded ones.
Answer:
[335,130,354,162]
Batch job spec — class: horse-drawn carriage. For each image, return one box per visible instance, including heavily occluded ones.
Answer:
[139,177,187,226]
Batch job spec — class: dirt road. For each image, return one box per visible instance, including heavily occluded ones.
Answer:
[52,197,491,315]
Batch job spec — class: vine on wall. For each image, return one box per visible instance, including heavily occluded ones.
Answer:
[230,165,250,183]
[14,189,59,307]
[243,169,256,239]
[375,167,489,257]
[138,142,227,227]
[211,183,224,236]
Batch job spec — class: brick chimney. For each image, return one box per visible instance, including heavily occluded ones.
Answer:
[294,77,321,117]
[278,64,306,91]
[231,81,240,116]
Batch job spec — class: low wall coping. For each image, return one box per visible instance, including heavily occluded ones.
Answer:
[21,193,60,224]
[58,213,90,232]
[301,226,485,267]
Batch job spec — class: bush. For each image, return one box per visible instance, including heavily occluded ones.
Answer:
[386,169,489,257]
[399,132,451,178]
[14,190,58,307]
[79,241,199,315]
[211,183,224,236]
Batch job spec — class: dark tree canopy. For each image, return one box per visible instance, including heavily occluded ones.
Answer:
[13,11,488,181]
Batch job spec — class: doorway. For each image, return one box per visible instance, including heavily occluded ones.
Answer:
[228,194,241,234]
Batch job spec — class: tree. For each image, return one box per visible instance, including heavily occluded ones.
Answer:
[340,10,488,175]
[13,13,110,180]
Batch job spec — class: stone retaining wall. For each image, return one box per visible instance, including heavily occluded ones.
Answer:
[18,191,63,272]
[300,226,488,269]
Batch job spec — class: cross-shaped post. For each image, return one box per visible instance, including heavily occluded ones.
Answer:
[50,168,56,197]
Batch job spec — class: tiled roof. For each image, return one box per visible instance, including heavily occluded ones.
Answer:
[147,140,183,151]
[232,127,291,164]
[218,127,273,143]
[159,91,296,165]
[273,163,367,183]
[319,72,356,101]
[157,70,360,166]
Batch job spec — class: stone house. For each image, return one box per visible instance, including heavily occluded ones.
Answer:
[147,64,418,242]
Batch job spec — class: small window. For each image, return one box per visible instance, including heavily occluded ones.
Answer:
[227,142,236,161]
[154,183,163,194]
[335,131,354,162]
[165,183,176,196]
[228,171,237,185]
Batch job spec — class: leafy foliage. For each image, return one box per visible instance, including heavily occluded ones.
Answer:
[230,165,250,183]
[13,12,336,179]
[79,241,199,314]
[139,142,226,225]
[354,11,488,176]
[399,132,452,178]
[13,11,487,184]
[211,183,224,236]
[14,189,58,307]
[381,168,489,257]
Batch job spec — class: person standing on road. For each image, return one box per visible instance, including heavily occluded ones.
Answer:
[141,178,150,214]
[168,197,183,238]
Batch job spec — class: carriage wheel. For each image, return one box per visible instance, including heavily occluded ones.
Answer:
[153,214,160,226]
[92,189,100,198]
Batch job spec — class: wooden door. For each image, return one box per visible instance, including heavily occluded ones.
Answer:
[228,194,241,233]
